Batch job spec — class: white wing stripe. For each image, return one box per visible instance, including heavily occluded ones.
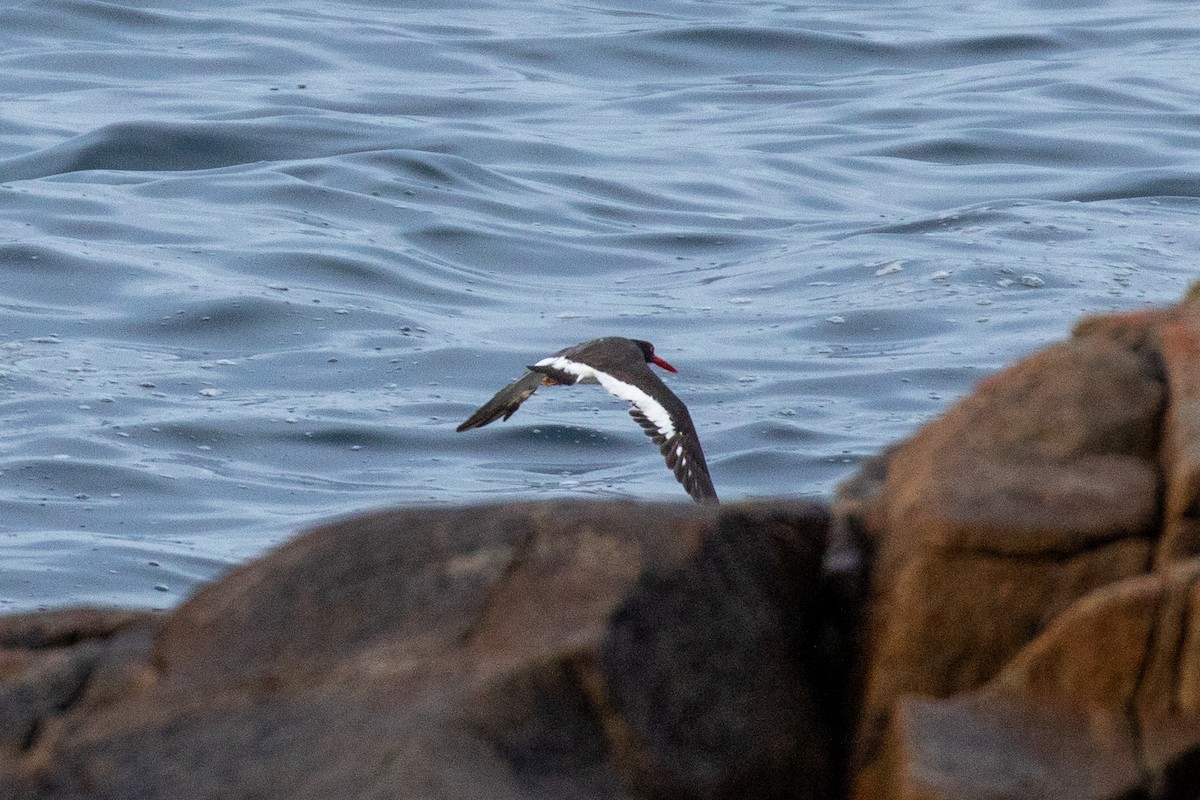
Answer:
[535,356,676,439]
[535,356,594,384]
[598,374,676,439]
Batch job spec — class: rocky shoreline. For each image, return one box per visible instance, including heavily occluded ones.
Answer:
[6,290,1200,798]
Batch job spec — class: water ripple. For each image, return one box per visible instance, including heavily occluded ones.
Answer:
[2,0,1199,610]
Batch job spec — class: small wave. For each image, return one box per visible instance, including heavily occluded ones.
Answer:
[0,117,376,182]
[1064,171,1200,203]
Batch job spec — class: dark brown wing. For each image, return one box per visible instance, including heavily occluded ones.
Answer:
[628,406,718,505]
[456,371,547,431]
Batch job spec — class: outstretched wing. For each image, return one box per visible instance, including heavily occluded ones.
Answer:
[456,371,547,431]
[591,371,718,505]
[628,407,718,504]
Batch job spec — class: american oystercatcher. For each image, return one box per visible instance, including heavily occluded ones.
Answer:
[456,337,718,504]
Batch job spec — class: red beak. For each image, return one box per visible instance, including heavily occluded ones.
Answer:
[651,354,678,373]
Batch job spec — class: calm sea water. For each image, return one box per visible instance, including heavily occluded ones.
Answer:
[2,0,1199,610]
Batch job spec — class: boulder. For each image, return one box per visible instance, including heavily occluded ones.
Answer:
[849,333,1165,798]
[887,558,1200,799]
[1155,311,1200,566]
[838,290,1200,798]
[0,501,835,800]
[0,609,159,759]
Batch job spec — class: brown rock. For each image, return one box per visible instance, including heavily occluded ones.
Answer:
[1078,297,1200,568]
[1071,304,1177,354]
[0,501,834,800]
[0,608,155,653]
[892,692,1139,800]
[853,335,1165,798]
[1130,560,1200,791]
[1156,311,1200,565]
[0,609,159,792]
[886,559,1200,799]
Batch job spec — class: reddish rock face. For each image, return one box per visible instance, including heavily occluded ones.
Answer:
[849,333,1165,798]
[0,501,834,800]
[887,559,1200,800]
[841,292,1200,800]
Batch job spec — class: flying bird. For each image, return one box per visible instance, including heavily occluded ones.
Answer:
[456,337,718,504]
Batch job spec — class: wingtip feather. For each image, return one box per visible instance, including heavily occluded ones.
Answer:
[457,371,544,432]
